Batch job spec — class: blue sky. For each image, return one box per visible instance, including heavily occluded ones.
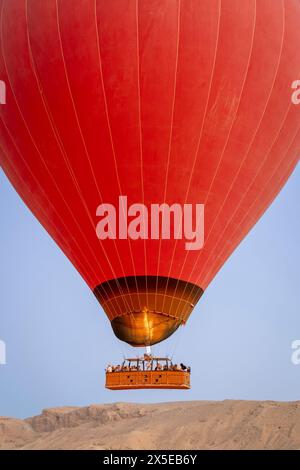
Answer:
[0,165,299,419]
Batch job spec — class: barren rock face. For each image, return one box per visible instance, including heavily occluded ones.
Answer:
[1,401,300,450]
[0,417,36,449]
[26,403,149,433]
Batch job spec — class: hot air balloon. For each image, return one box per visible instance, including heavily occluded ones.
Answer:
[0,0,299,388]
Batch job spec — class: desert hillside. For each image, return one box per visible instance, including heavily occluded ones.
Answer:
[0,400,299,450]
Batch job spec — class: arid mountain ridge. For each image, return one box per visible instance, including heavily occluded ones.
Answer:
[0,400,299,450]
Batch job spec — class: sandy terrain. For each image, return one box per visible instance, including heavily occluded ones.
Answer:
[0,400,299,450]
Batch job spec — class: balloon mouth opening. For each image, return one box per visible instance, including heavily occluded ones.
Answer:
[111,310,182,347]
[93,275,203,347]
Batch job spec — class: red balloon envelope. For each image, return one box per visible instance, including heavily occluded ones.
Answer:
[0,0,299,346]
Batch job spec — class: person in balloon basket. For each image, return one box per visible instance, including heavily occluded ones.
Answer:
[106,361,191,373]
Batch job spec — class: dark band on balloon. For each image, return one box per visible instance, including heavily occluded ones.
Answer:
[94,275,203,304]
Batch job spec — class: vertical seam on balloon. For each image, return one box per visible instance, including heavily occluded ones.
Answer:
[172,0,258,318]
[94,0,141,317]
[200,121,300,289]
[197,1,258,232]
[19,0,119,315]
[155,0,181,314]
[55,0,135,315]
[94,1,138,318]
[189,0,287,299]
[161,0,222,321]
[0,1,111,302]
[135,0,148,307]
